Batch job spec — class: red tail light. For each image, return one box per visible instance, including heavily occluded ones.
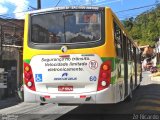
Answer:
[24,62,36,91]
[97,60,111,91]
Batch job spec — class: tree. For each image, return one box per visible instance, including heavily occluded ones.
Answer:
[123,5,160,46]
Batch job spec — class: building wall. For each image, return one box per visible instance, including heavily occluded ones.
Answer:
[0,18,24,46]
[0,18,24,99]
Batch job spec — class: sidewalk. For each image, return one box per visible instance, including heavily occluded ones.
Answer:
[150,76,160,82]
[0,97,21,109]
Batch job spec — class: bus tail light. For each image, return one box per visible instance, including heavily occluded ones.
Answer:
[24,62,36,91]
[97,60,111,91]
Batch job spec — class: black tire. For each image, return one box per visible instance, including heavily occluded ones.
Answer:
[125,90,132,102]
[124,77,133,102]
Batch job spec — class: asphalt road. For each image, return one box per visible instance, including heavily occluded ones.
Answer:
[0,71,160,120]
[57,71,160,120]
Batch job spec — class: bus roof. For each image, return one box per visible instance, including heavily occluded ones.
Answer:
[27,6,108,14]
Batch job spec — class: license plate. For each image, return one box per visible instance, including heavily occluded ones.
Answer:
[58,86,73,91]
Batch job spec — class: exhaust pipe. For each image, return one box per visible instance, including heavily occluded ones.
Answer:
[40,96,46,102]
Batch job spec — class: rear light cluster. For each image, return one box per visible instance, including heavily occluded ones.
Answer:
[24,62,36,91]
[97,60,111,91]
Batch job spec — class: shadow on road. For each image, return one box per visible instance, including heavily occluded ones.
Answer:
[0,97,21,109]
[133,84,160,114]
[57,84,160,120]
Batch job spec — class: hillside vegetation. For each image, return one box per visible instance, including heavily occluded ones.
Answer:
[123,4,160,46]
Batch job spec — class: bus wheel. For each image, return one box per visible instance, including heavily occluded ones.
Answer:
[125,89,132,102]
[140,73,142,82]
[125,77,133,102]
[137,74,142,89]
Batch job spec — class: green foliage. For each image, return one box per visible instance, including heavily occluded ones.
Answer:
[157,64,160,68]
[123,5,160,46]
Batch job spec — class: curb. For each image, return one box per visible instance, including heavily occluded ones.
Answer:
[150,76,160,82]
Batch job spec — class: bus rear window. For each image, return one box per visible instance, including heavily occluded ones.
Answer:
[31,11,101,44]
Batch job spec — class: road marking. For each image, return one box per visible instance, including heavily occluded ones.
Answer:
[135,106,160,112]
[139,94,160,100]
[138,99,160,105]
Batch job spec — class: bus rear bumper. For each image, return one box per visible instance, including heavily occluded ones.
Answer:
[24,85,115,104]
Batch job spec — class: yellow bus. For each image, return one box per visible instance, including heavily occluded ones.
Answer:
[23,6,142,104]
